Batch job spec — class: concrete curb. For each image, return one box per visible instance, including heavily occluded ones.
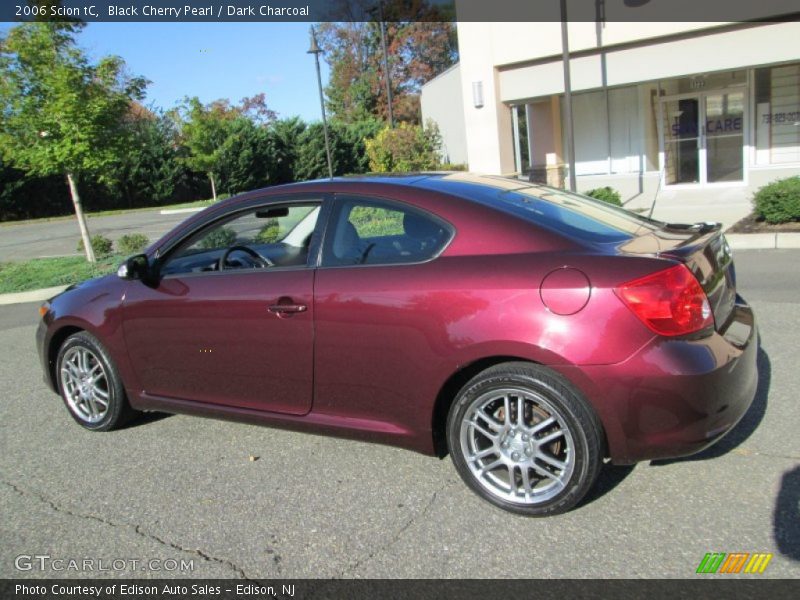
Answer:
[159,207,206,215]
[0,285,69,306]
[726,233,800,250]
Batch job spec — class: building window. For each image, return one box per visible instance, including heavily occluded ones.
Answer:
[609,87,643,174]
[510,105,531,174]
[559,86,645,176]
[564,90,609,176]
[755,63,800,165]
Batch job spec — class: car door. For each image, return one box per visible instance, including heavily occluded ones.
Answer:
[312,194,454,427]
[122,199,324,415]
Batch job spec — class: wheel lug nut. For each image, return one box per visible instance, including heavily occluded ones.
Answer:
[524,448,532,456]
[511,452,520,461]
[521,434,529,441]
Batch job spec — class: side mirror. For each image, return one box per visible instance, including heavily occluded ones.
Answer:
[117,254,150,281]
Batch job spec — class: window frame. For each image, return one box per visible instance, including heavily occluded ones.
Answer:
[153,194,333,280]
[319,193,455,270]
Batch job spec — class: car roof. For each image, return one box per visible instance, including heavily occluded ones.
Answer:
[253,171,555,197]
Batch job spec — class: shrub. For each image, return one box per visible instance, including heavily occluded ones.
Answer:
[256,220,281,243]
[198,226,237,250]
[439,163,467,171]
[117,233,150,255]
[365,122,442,173]
[585,186,622,206]
[77,234,113,257]
[754,176,800,224]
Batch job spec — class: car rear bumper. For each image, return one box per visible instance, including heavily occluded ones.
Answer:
[563,296,759,464]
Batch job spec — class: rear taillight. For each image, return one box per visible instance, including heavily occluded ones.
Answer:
[614,264,714,336]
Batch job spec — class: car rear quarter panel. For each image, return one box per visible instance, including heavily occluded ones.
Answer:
[312,249,662,455]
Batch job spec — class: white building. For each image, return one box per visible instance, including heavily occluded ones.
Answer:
[421,18,800,205]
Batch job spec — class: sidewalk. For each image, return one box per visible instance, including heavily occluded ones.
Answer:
[623,187,800,249]
[0,285,69,306]
[624,186,753,231]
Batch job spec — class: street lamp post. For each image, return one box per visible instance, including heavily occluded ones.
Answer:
[307,26,334,179]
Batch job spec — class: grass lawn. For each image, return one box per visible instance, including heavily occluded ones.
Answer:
[0,254,122,294]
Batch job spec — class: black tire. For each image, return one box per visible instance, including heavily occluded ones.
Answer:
[446,362,604,516]
[55,331,138,431]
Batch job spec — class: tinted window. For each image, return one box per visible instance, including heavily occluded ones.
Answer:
[416,174,661,244]
[162,204,320,275]
[497,188,648,243]
[322,197,451,267]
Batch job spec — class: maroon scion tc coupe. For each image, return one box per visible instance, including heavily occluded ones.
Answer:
[36,173,758,516]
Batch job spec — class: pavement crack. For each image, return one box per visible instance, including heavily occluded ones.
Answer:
[754,451,800,461]
[340,488,441,577]
[1,479,255,580]
[130,524,254,580]
[728,449,800,461]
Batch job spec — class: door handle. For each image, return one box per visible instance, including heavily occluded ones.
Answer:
[268,303,307,315]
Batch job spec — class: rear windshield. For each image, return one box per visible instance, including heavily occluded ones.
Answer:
[497,187,660,243]
[419,175,660,244]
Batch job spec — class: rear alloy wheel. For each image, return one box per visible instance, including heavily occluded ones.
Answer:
[447,362,603,516]
[56,332,137,431]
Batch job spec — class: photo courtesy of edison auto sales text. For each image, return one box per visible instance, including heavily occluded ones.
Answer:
[14,584,296,597]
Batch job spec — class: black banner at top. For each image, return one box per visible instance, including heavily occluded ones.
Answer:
[2,0,800,23]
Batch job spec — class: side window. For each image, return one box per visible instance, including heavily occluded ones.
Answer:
[322,197,451,267]
[161,203,321,276]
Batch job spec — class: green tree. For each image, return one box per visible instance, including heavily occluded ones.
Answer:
[176,95,277,201]
[216,117,273,194]
[174,97,236,202]
[0,22,147,261]
[109,104,200,209]
[293,118,383,181]
[267,117,307,184]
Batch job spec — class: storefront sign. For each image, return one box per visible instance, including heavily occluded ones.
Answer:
[671,117,743,137]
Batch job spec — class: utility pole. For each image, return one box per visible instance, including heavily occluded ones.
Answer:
[307,26,334,179]
[560,0,577,192]
[378,2,394,128]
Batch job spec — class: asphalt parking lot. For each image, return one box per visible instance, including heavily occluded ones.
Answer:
[0,210,192,262]
[0,249,798,579]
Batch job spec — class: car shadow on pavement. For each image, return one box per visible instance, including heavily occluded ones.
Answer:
[650,345,771,466]
[774,466,800,562]
[124,411,173,429]
[578,462,637,508]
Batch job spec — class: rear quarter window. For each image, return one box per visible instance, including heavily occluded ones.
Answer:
[498,188,655,244]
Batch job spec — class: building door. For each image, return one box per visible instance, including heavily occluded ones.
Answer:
[661,90,745,186]
[704,91,745,183]
[663,96,701,185]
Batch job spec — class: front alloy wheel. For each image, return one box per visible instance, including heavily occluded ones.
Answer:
[56,331,137,431]
[447,362,603,516]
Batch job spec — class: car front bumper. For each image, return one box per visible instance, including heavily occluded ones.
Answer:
[564,296,759,464]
